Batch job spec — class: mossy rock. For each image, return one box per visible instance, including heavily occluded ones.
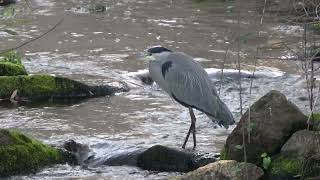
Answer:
[0,129,66,177]
[0,74,128,102]
[0,62,27,76]
[0,50,27,76]
[269,153,320,179]
[0,50,23,65]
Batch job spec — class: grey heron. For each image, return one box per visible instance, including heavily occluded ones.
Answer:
[141,46,235,149]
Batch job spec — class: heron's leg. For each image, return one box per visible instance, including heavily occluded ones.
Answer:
[182,121,192,149]
[189,108,197,149]
[182,108,196,149]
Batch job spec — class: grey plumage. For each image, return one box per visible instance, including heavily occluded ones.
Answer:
[145,46,235,148]
[149,51,234,128]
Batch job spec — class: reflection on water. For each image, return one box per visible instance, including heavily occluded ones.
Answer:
[0,0,313,179]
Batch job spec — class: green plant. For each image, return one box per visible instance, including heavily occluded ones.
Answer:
[261,152,271,170]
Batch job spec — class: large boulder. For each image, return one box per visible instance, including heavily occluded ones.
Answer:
[0,129,74,177]
[223,90,307,164]
[171,160,264,180]
[268,130,320,179]
[0,75,129,103]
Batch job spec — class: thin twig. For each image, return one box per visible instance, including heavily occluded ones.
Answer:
[0,18,64,54]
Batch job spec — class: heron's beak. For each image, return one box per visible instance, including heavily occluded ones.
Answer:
[137,52,155,61]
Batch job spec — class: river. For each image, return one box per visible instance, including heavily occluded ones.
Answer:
[0,0,314,179]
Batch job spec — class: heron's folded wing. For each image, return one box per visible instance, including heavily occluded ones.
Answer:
[164,65,219,117]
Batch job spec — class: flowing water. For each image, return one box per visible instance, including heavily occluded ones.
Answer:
[0,0,316,179]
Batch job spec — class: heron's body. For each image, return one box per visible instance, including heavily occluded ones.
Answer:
[145,47,234,148]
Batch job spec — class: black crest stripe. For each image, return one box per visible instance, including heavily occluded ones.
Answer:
[161,61,172,78]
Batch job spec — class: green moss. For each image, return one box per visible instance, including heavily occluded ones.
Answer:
[0,62,27,76]
[270,154,320,178]
[0,51,27,76]
[311,113,320,121]
[0,129,64,176]
[0,50,22,65]
[271,155,300,175]
[220,148,229,160]
[0,74,90,100]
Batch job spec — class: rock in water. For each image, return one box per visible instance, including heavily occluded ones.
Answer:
[0,75,129,103]
[268,130,320,179]
[137,145,195,172]
[0,0,16,6]
[103,149,145,166]
[137,145,217,172]
[63,140,93,165]
[171,160,264,180]
[223,90,307,164]
[0,129,73,177]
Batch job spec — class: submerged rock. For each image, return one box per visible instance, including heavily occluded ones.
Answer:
[0,129,73,177]
[171,160,264,180]
[268,130,320,179]
[223,90,307,164]
[0,75,129,103]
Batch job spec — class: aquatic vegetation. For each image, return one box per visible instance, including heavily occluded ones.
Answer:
[0,129,65,177]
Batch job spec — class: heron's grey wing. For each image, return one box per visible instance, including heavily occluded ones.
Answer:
[164,61,219,117]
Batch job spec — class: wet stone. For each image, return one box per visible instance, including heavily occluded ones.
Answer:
[137,145,217,172]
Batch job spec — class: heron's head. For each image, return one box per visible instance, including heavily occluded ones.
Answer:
[147,46,172,55]
[139,46,172,61]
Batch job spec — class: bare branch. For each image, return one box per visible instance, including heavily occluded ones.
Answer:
[0,18,64,54]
